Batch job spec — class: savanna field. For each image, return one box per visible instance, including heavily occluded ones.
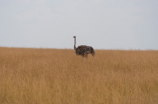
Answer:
[0,47,158,104]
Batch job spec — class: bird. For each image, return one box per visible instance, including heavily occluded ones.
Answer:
[73,36,95,58]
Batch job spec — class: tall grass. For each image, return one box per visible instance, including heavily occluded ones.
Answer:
[0,47,158,104]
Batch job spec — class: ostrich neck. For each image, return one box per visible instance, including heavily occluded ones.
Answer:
[74,38,76,50]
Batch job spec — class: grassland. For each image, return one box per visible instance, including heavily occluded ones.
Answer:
[0,47,158,104]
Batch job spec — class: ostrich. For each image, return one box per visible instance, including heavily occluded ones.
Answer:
[73,36,95,57]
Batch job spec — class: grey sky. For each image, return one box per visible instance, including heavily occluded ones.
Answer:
[0,0,158,50]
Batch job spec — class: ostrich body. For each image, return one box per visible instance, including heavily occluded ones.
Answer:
[73,36,95,57]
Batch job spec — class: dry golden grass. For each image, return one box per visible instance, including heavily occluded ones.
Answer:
[0,47,158,104]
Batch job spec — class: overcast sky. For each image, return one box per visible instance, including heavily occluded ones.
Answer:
[0,0,158,50]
